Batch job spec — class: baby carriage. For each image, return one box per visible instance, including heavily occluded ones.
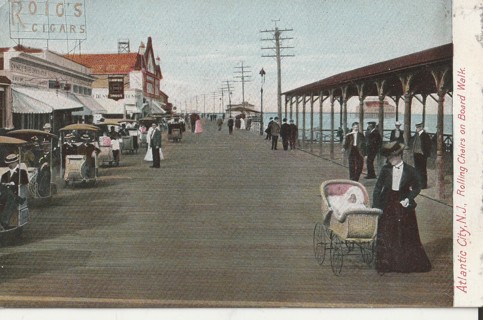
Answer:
[313,179,382,275]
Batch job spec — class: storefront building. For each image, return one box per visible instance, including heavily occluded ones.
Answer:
[66,36,168,121]
[0,45,105,133]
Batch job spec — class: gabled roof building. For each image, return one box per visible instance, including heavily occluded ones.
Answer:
[66,37,168,120]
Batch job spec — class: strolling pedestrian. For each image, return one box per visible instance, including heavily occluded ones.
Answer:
[342,122,366,181]
[280,118,290,151]
[194,115,203,134]
[364,122,382,179]
[216,117,223,131]
[270,117,281,150]
[149,123,162,168]
[265,117,273,140]
[411,122,431,189]
[111,135,120,166]
[372,141,431,274]
[390,121,405,144]
[227,117,234,134]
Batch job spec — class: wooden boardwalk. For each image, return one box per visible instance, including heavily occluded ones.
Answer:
[0,119,452,307]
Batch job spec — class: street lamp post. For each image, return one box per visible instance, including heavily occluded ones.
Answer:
[259,68,266,135]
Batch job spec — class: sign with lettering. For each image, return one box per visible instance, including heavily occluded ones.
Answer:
[9,0,87,40]
[108,76,124,101]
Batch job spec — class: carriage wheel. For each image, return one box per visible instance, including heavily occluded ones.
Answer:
[330,235,344,276]
[313,222,328,265]
[360,241,375,266]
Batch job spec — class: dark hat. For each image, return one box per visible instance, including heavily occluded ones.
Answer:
[5,153,19,164]
[381,141,405,157]
[269,117,273,120]
[351,121,359,126]
[282,118,287,122]
[274,117,279,120]
[367,121,376,126]
[289,119,294,123]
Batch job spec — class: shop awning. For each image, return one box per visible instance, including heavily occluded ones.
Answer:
[151,100,166,114]
[71,94,107,116]
[12,89,52,113]
[12,86,83,114]
[125,104,142,114]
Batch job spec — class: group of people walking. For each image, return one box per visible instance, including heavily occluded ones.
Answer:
[265,117,298,151]
[342,120,432,189]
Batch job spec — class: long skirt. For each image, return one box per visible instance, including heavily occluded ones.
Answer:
[375,190,431,273]
[144,147,164,161]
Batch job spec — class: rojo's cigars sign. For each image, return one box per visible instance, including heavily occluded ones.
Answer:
[9,0,86,40]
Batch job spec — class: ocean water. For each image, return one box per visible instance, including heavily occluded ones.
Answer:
[261,112,453,135]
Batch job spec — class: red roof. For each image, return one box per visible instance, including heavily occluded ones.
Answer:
[284,43,453,96]
[65,53,139,75]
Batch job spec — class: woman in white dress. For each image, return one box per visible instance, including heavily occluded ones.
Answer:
[144,124,164,161]
[144,125,154,161]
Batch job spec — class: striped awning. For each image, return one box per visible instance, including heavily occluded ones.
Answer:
[71,94,107,116]
[12,86,83,114]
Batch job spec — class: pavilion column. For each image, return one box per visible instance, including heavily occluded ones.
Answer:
[310,94,315,152]
[295,96,300,147]
[421,94,427,127]
[284,96,289,120]
[302,95,306,150]
[289,96,293,120]
[399,74,414,150]
[329,90,335,160]
[356,83,365,129]
[319,91,326,156]
[414,94,428,128]
[341,86,349,134]
[375,80,386,136]
[431,67,450,200]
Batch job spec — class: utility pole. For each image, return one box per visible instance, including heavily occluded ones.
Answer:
[222,80,235,118]
[234,61,252,110]
[212,92,218,114]
[261,20,294,124]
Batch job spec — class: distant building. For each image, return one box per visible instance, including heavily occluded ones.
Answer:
[66,37,168,121]
[0,45,104,132]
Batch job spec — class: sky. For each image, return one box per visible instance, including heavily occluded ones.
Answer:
[0,0,453,113]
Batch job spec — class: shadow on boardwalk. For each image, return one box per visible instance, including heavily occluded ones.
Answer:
[0,119,452,307]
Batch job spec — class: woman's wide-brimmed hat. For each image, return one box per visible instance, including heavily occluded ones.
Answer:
[381,141,405,157]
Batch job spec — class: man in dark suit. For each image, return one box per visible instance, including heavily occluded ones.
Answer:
[150,123,162,168]
[0,153,28,229]
[412,122,432,189]
[227,117,234,134]
[77,134,100,179]
[389,121,405,143]
[280,118,291,151]
[342,122,366,181]
[365,121,382,179]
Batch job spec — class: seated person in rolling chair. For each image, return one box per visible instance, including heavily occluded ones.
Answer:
[0,154,28,230]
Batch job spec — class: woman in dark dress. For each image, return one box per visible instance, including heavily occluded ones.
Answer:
[372,141,431,274]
